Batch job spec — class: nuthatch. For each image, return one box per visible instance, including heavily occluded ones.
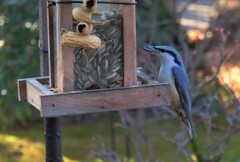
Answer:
[144,44,194,139]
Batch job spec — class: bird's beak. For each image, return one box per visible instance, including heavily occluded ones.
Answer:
[143,44,156,52]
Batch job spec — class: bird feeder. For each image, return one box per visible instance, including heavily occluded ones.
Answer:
[17,0,171,117]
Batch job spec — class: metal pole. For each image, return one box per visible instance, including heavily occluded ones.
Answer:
[39,0,62,161]
[44,118,62,162]
[39,0,49,76]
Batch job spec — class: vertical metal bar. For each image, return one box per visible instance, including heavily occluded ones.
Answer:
[39,0,62,162]
[44,118,62,162]
[39,0,49,76]
[47,3,56,88]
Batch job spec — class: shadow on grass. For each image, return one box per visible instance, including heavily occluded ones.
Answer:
[0,133,79,162]
[1,114,240,162]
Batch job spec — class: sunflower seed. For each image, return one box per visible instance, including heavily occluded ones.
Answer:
[107,28,116,36]
[100,34,107,40]
[109,29,121,38]
[103,66,109,76]
[116,58,122,63]
[93,58,97,68]
[74,65,82,73]
[109,83,120,88]
[98,55,103,64]
[106,72,117,80]
[113,44,122,53]
[75,83,83,90]
[102,52,110,59]
[117,76,124,81]
[97,65,102,78]
[111,63,121,72]
[101,59,109,72]
[81,72,88,82]
[88,51,97,63]
[108,57,117,67]
[92,70,98,79]
[115,52,123,58]
[82,63,94,73]
[116,80,123,85]
[83,81,92,89]
[113,39,122,47]
[106,44,114,53]
[96,43,106,55]
[88,74,96,84]
[108,73,120,83]
[97,79,107,85]
[80,52,88,66]
[77,76,84,85]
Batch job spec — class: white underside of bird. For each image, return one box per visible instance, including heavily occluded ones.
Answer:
[158,62,180,106]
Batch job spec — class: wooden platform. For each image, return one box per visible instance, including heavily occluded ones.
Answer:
[18,77,171,117]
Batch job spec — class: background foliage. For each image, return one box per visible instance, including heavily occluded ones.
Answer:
[0,0,40,128]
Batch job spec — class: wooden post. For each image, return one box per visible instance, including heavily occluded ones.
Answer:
[56,1,74,92]
[122,0,137,157]
[123,0,137,87]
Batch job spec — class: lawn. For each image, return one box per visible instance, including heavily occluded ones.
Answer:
[1,113,240,162]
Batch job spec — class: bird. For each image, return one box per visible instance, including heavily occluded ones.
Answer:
[144,44,194,139]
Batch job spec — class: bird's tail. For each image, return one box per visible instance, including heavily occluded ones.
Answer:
[185,116,195,139]
[177,109,195,139]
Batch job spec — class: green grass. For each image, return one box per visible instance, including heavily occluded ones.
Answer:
[1,114,240,162]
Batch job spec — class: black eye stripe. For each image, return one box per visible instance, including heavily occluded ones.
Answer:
[157,48,182,67]
[158,49,176,56]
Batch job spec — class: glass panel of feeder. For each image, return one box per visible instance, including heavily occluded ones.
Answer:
[98,0,123,10]
[72,0,124,91]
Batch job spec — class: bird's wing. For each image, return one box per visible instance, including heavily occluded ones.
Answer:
[172,66,191,112]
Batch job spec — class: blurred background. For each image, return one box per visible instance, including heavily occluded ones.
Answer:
[0,0,240,161]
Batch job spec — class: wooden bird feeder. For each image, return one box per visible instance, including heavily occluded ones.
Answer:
[17,0,171,117]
